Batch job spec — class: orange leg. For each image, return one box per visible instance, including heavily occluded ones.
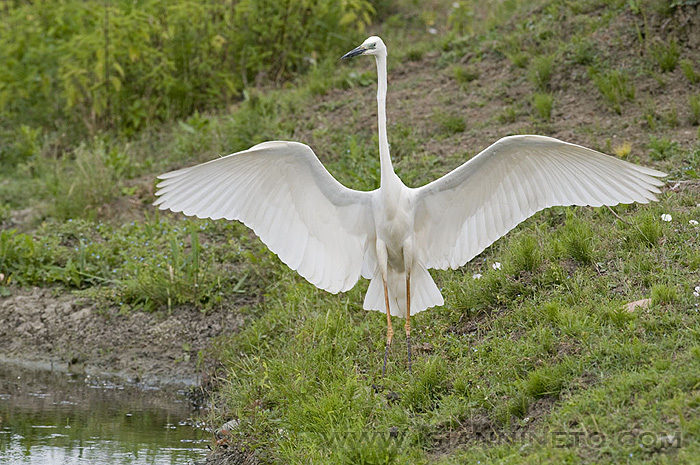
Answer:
[382,278,393,378]
[405,273,412,373]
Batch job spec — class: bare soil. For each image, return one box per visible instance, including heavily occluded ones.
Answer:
[0,286,243,387]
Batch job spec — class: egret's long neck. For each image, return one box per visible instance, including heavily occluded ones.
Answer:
[375,52,397,187]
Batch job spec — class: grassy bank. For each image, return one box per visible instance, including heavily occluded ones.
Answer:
[1,0,700,463]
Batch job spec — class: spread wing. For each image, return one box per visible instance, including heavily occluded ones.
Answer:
[155,141,375,293]
[414,135,666,270]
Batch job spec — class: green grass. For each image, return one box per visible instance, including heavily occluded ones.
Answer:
[528,55,555,91]
[649,38,680,73]
[689,95,700,126]
[452,65,480,87]
[433,110,467,136]
[208,194,700,464]
[532,93,554,121]
[680,59,700,85]
[589,68,636,115]
[648,135,679,161]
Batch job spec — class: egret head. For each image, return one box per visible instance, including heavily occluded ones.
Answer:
[341,36,386,60]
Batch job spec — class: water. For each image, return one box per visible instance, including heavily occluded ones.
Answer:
[0,364,209,465]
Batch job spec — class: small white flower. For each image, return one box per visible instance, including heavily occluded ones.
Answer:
[492,262,502,271]
[452,2,460,8]
[694,286,700,298]
[690,220,698,226]
[660,214,672,222]
[472,273,482,280]
[428,27,438,35]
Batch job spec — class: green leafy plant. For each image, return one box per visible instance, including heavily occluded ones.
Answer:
[647,135,678,161]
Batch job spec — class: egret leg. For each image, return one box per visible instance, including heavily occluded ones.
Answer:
[405,273,412,373]
[382,278,393,378]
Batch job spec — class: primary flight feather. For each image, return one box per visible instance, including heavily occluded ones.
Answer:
[155,36,666,373]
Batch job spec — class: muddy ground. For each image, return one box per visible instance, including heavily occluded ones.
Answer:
[0,286,243,387]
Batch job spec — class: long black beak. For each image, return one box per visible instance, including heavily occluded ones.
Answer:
[340,46,366,60]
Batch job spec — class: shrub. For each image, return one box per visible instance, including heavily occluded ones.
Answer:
[0,0,373,139]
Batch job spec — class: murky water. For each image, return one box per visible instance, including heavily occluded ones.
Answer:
[0,364,209,464]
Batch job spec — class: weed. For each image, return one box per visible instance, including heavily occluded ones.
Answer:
[46,142,118,221]
[649,37,680,72]
[531,93,554,121]
[507,235,543,274]
[500,37,530,68]
[650,283,677,305]
[497,105,520,124]
[567,37,597,66]
[559,213,597,264]
[452,65,480,86]
[663,105,679,128]
[689,94,700,126]
[680,59,700,85]
[406,46,426,62]
[528,55,555,91]
[613,141,632,159]
[523,359,574,399]
[402,356,448,412]
[625,213,664,248]
[589,68,635,114]
[647,135,678,161]
[433,110,466,136]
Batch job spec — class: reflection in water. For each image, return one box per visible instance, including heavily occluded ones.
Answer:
[0,364,208,464]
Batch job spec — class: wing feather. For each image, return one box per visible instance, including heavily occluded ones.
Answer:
[414,135,666,270]
[155,141,375,293]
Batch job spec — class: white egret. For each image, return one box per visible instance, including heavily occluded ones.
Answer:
[155,36,666,374]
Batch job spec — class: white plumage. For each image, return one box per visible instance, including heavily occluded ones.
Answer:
[155,36,665,371]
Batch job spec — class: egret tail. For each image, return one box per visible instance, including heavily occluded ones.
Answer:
[364,264,443,318]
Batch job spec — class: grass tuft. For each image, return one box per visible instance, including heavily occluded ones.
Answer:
[452,65,480,87]
[649,37,680,73]
[433,110,466,136]
[625,213,665,248]
[650,283,678,305]
[589,68,635,115]
[613,141,632,159]
[648,135,678,161]
[507,235,543,273]
[559,213,597,264]
[689,94,700,126]
[680,59,700,85]
[531,93,554,121]
[528,55,555,91]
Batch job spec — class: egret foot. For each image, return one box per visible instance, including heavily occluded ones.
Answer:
[382,325,394,378]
